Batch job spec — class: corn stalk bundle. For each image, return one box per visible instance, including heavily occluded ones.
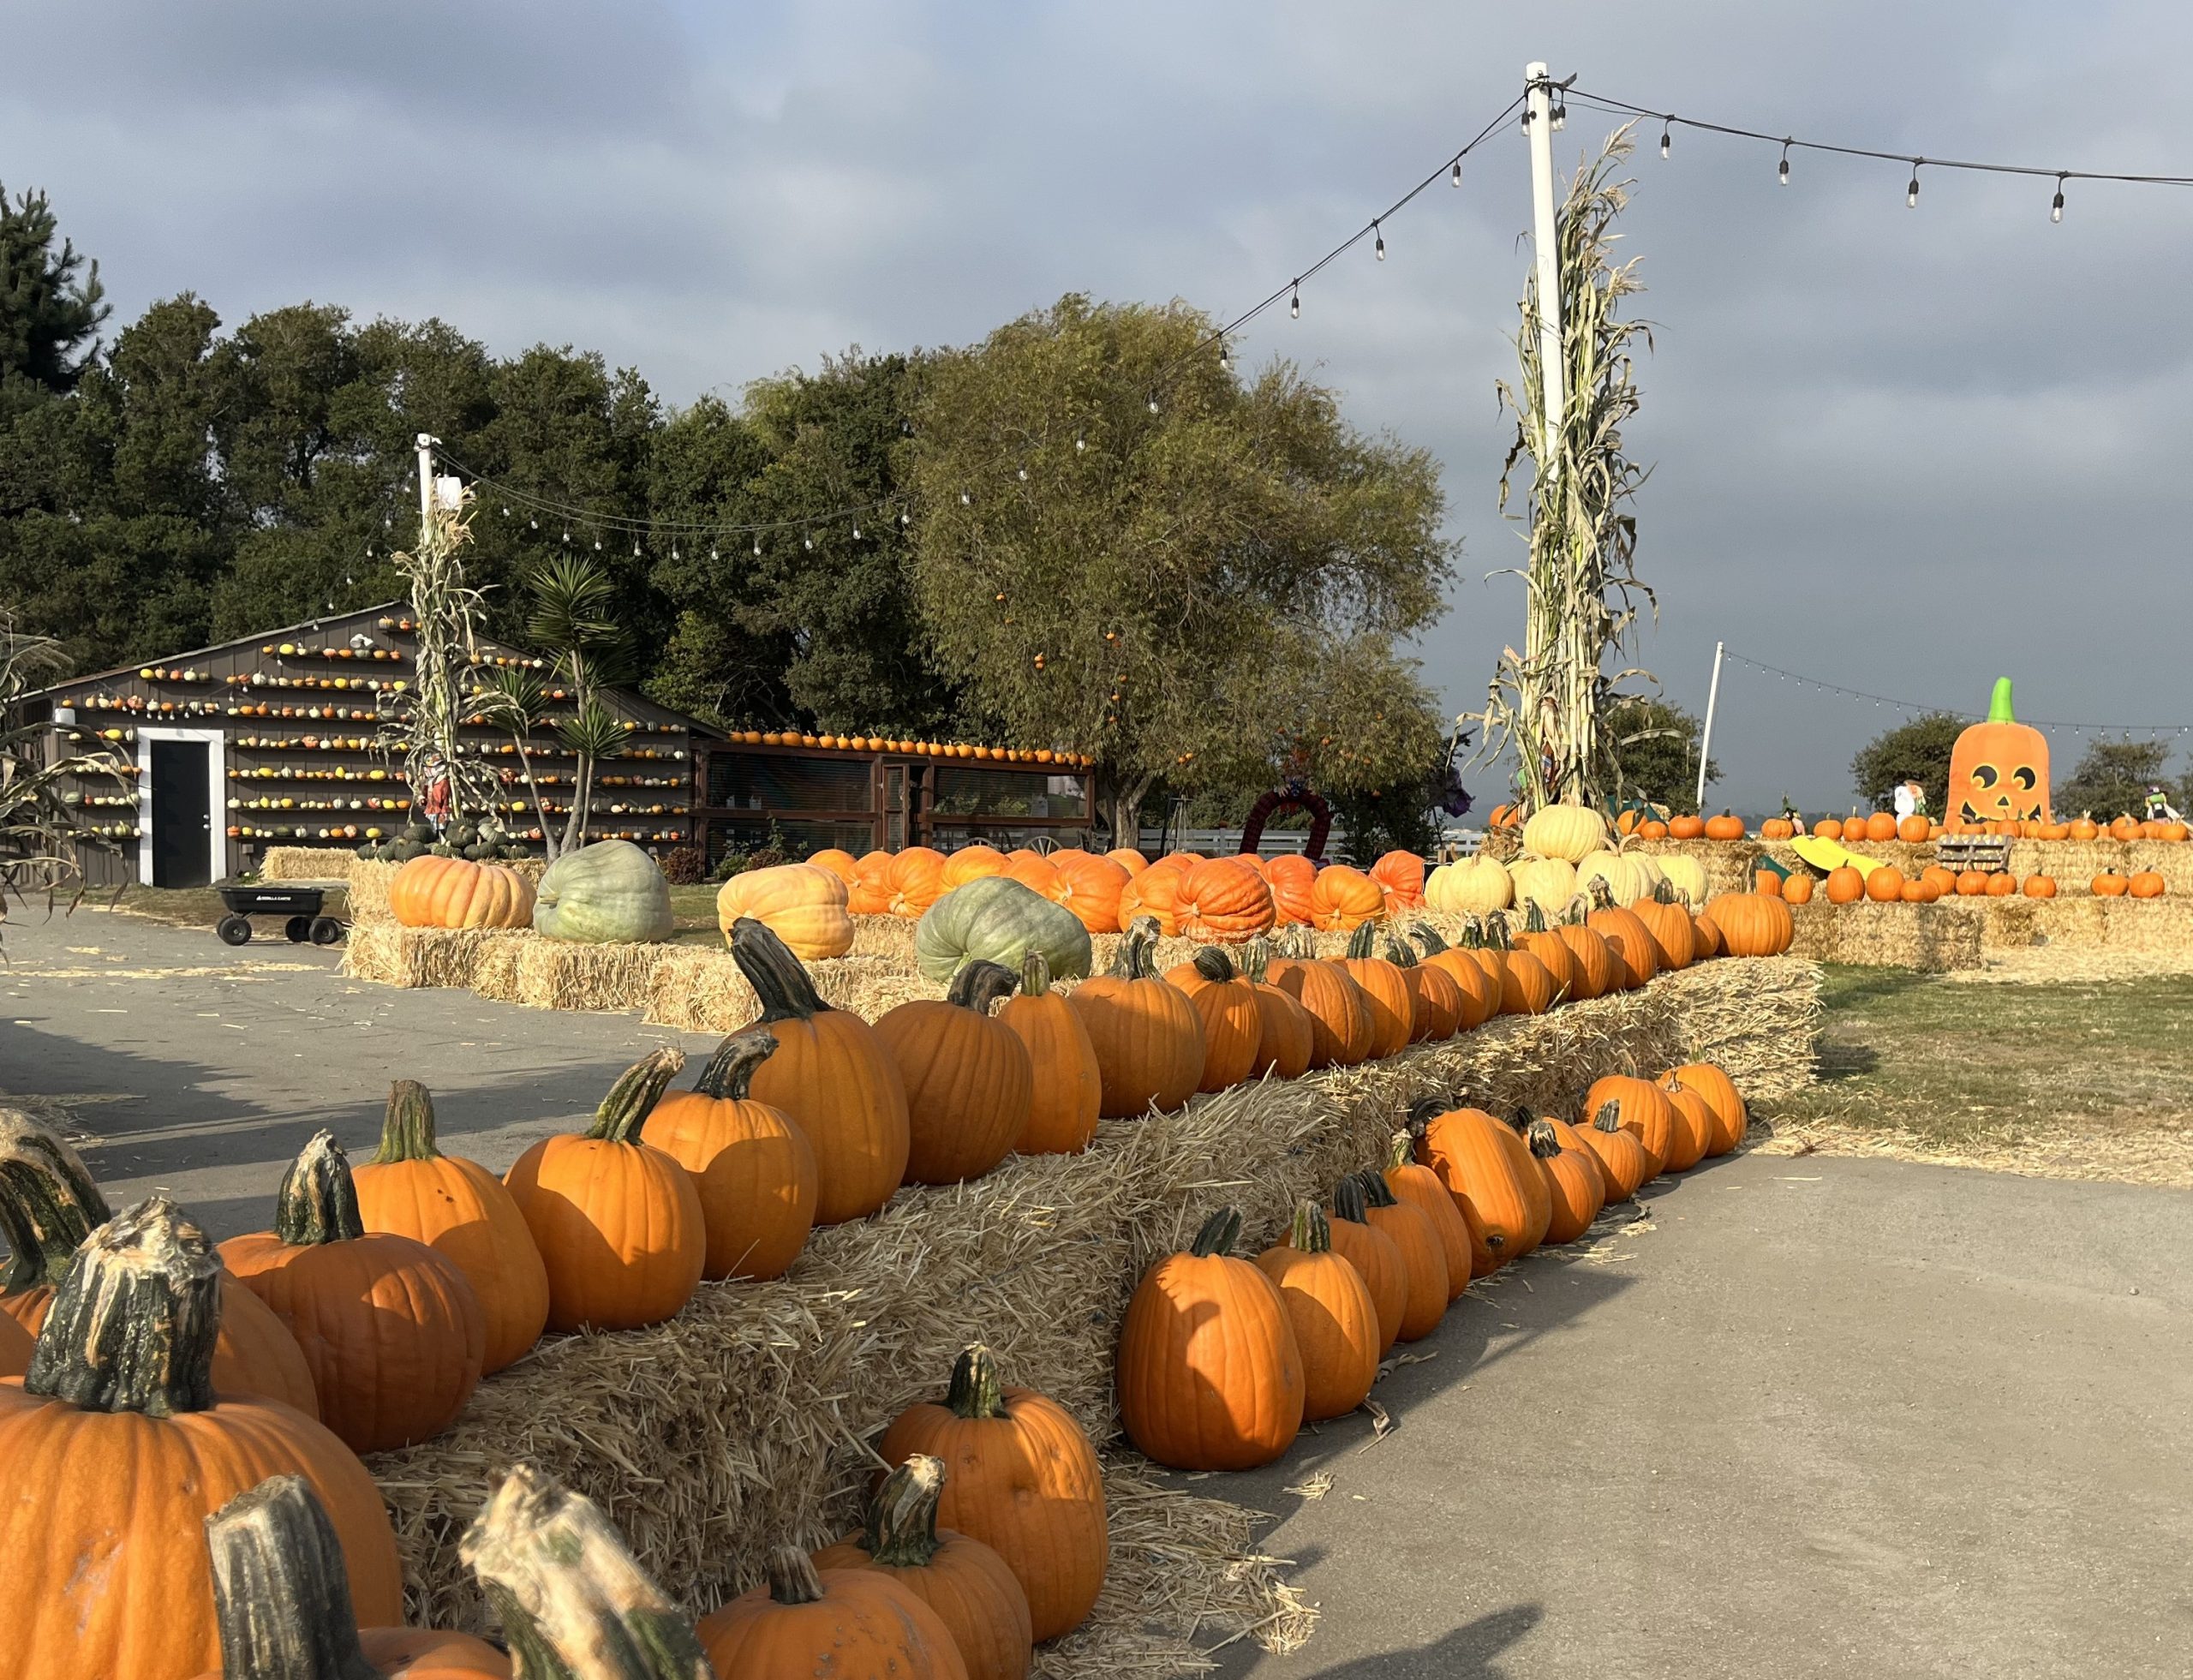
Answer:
[385,484,500,824]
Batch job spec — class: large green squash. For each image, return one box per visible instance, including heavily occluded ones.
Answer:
[914,876,1091,984]
[533,840,675,944]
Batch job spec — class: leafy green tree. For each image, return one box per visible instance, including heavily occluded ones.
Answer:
[0,184,109,416]
[2054,737,2175,821]
[905,295,1452,841]
[1849,712,1965,817]
[1606,697,1718,813]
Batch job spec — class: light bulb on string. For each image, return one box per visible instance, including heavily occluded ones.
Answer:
[529,517,537,529]
[752,536,762,556]
[501,505,511,517]
[1659,118,1672,158]
[1075,433,1086,453]
[1373,219,1385,260]
[1550,97,1565,131]
[1017,464,1030,481]
[1450,157,1463,187]
[1147,391,1161,413]
[671,544,679,560]
[900,509,911,526]
[709,545,719,559]
[1217,338,1231,370]
[594,536,603,551]
[561,529,570,544]
[632,542,642,558]
[959,490,972,506]
[802,532,813,552]
[1906,161,1921,208]
[852,523,861,540]
[1289,281,1300,320]
[1778,141,1791,184]
[2051,174,2066,222]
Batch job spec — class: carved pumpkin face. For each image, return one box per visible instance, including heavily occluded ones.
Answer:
[1947,679,2050,831]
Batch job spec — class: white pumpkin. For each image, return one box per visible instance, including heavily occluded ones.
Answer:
[1574,850,1654,907]
[1508,856,1578,918]
[1521,804,1608,864]
[1425,854,1512,917]
[1655,854,1708,907]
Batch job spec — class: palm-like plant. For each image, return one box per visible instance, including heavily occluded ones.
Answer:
[522,555,630,855]
[0,614,123,940]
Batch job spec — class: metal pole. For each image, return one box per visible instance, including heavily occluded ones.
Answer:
[1695,641,1724,811]
[415,433,439,533]
[1524,63,1565,473]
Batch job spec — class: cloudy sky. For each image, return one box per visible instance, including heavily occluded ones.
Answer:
[6,0,2189,811]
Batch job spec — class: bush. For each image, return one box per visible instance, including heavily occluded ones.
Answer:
[660,846,708,886]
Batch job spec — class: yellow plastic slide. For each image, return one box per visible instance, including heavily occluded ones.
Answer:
[1790,835,1884,878]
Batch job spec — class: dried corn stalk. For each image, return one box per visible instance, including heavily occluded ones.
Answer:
[384,484,499,825]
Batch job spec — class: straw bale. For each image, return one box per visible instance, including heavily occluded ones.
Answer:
[1787,903,1985,972]
[260,846,357,882]
[851,912,920,961]
[340,922,525,990]
[1789,896,2193,970]
[369,956,1820,1654]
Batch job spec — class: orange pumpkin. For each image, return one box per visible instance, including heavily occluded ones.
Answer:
[1862,865,1903,903]
[1266,933,1374,1067]
[2130,870,2166,899]
[1106,846,1150,877]
[1264,852,1318,925]
[1163,947,1265,1092]
[1116,1207,1304,1470]
[1067,920,1205,1116]
[1985,870,2019,897]
[1552,916,1619,1001]
[1369,849,1427,912]
[1413,1102,1551,1276]
[1529,1119,1607,1244]
[942,846,1010,889]
[999,952,1102,1155]
[1175,857,1276,943]
[1575,1101,1655,1201]
[849,849,898,915]
[1586,888,1662,987]
[1383,1129,1473,1301]
[1052,852,1131,934]
[1407,922,1500,1025]
[1319,1176,1405,1352]
[1956,869,1990,897]
[1666,1061,1748,1156]
[223,1133,486,1454]
[701,1548,970,1680]
[1339,921,1414,1056]
[1632,882,1698,971]
[387,854,535,930]
[878,963,1036,1186]
[887,847,952,918]
[716,862,855,959]
[1485,912,1558,1014]
[1703,891,1795,956]
[1113,863,1186,936]
[807,847,860,883]
[1945,679,2052,830]
[1351,1170,1448,1342]
[1897,878,1930,904]
[641,1030,817,1282]
[1704,811,1746,841]
[1385,934,1462,1040]
[1240,938,1316,1079]
[1583,1075,1676,1179]
[1825,865,1864,904]
[1655,1076,1715,1172]
[1514,900,1579,1001]
[1670,813,1707,840]
[1255,1201,1380,1421]
[2023,873,2058,899]
[1781,871,1815,906]
[1310,864,1386,931]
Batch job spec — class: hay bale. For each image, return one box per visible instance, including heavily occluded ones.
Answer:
[1790,895,2193,969]
[1787,903,1985,971]
[369,956,1820,1648]
[260,846,356,882]
[340,923,523,989]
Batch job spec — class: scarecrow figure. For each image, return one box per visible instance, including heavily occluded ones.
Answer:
[417,751,453,834]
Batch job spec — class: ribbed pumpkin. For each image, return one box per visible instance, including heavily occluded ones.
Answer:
[1053,852,1132,934]
[1106,846,1150,877]
[1413,1102,1551,1276]
[1113,862,1186,936]
[1572,849,1655,909]
[1264,852,1318,925]
[813,1456,1033,1680]
[387,854,534,930]
[1266,932,1374,1067]
[641,1030,817,1281]
[222,1133,485,1454]
[0,1111,319,1413]
[1164,947,1265,1092]
[1340,921,1413,1057]
[1574,1100,1654,1199]
[1353,1169,1447,1342]
[1531,1117,1608,1242]
[0,1199,403,1680]
[731,917,911,1224]
[848,850,898,915]
[189,1475,510,1680]
[1485,912,1557,1016]
[1586,884,1661,988]
[502,1050,707,1333]
[807,847,860,883]
[1385,934,1462,1040]
[1424,852,1512,917]
[1116,1207,1304,1471]
[888,847,952,918]
[916,876,1093,984]
[1668,1061,1748,1156]
[1691,905,1726,957]
[701,1548,970,1680]
[999,952,1102,1155]
[1521,803,1607,863]
[1508,855,1579,919]
[1254,1202,1379,1421]
[1240,938,1316,1079]
[878,1345,1108,1642]
[1369,850,1426,912]
[1383,1130,1473,1302]
[1406,924,1497,1028]
[942,845,1010,889]
[715,862,853,959]
[1001,852,1070,908]
[1656,1075,1715,1173]
[1067,920,1205,1117]
[1632,881,1697,972]
[531,839,673,943]
[1655,853,1709,907]
[1513,900,1578,1004]
[1175,857,1276,943]
[355,1081,550,1374]
[1553,910,1619,1001]
[1321,1176,1405,1352]
[877,962,1035,1186]
[1704,890,1796,957]
[1310,864,1385,931]
[1584,1075,1674,1180]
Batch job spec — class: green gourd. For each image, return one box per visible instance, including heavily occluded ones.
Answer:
[533,840,675,944]
[913,876,1091,984]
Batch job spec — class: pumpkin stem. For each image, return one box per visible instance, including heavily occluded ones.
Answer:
[1387,1129,1414,1170]
[461,1463,710,1680]
[1592,1098,1626,1134]
[1408,919,1449,955]
[1330,1174,1371,1226]
[1521,899,1551,935]
[946,959,1020,1015]
[1987,676,2017,723]
[0,1107,111,1293]
[25,1196,219,1416]
[692,1029,777,1101]
[1344,921,1378,960]
[205,1475,382,1680]
[765,1545,828,1607]
[1187,1205,1243,1258]
[945,1342,1010,1420]
[1019,948,1053,999]
[1526,1119,1563,1159]
[1481,912,1514,952]
[1240,937,1272,985]
[1109,918,1160,979]
[273,1131,367,1247]
[729,917,835,1021]
[1403,1097,1445,1135]
[1288,1199,1332,1253]
[1189,947,1236,984]
[373,1081,442,1165]
[587,1048,688,1145]
[1381,933,1418,968]
[1586,878,1617,913]
[1355,1169,1400,1210]
[859,1454,947,1569]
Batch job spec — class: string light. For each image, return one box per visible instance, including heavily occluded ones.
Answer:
[1550,94,1566,131]
[959,490,972,505]
[1906,160,1921,208]
[1216,338,1231,370]
[900,509,911,526]
[1075,434,1086,453]
[1450,156,1463,187]
[851,523,861,539]
[1017,464,1030,481]
[752,536,762,556]
[2052,173,2067,222]
[1289,282,1300,319]
[1778,140,1791,184]
[1147,391,1162,412]
[802,532,813,552]
[1660,117,1672,158]
[1373,219,1386,260]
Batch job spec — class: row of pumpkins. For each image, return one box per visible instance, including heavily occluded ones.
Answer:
[0,1163,1110,1678]
[1800,863,2170,905]
[1121,1062,1747,1471]
[1608,807,2193,846]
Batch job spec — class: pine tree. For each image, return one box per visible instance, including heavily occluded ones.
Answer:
[0,184,110,410]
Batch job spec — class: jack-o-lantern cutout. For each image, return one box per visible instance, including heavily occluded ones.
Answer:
[1947,678,2051,832]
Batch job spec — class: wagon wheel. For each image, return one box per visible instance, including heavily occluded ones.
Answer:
[283,915,314,943]
[216,915,252,947]
[308,917,344,946]
[1025,835,1059,855]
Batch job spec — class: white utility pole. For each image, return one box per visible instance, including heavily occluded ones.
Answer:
[1524,63,1565,471]
[415,433,439,534]
[1695,641,1725,811]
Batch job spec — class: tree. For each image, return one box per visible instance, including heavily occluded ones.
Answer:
[1468,133,1654,815]
[905,295,1452,843]
[1849,712,1964,818]
[0,184,109,416]
[2054,737,2176,821]
[520,555,630,855]
[1605,696,1717,813]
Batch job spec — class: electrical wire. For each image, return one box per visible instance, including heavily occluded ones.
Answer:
[1722,651,2187,735]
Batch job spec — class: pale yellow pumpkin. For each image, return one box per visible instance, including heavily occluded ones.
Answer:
[1507,856,1577,918]
[1521,804,1608,864]
[1424,854,1511,918]
[1654,854,1707,907]
[1573,850,1653,907]
[715,864,853,960]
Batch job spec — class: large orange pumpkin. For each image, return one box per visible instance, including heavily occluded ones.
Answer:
[942,846,1010,889]
[1405,923,1497,1027]
[1485,912,1558,1015]
[1632,882,1697,972]
[1825,865,1864,904]
[1106,846,1150,877]
[502,1049,707,1333]
[1586,887,1661,987]
[1413,1103,1550,1275]
[1656,1078,1715,1172]
[715,862,854,959]
[223,1133,485,1454]
[387,854,535,930]
[807,847,860,883]
[877,1345,1108,1642]
[1386,934,1462,1040]
[812,1456,1033,1680]
[1175,857,1276,943]
[1116,1207,1304,1470]
[701,1548,970,1680]
[1164,947,1265,1092]
[1255,1201,1380,1420]
[1703,891,1795,956]
[1265,932,1374,1067]
[1369,849,1426,912]
[1310,864,1385,931]
[1339,921,1414,1056]
[1053,852,1131,934]
[1113,863,1186,936]
[1383,1129,1473,1300]
[1239,938,1316,1078]
[848,849,899,915]
[1,1199,403,1680]
[1945,678,2052,830]
[1001,852,1070,908]
[887,847,952,918]
[1264,852,1318,925]
[1574,1100,1655,1199]
[642,1030,817,1281]
[877,962,1035,1186]
[1664,1061,1748,1157]
[1352,1169,1448,1341]
[1067,921,1205,1116]
[355,1081,550,1373]
[730,918,911,1223]
[1318,1176,1406,1352]
[1529,1119,1607,1244]
[999,952,1102,1155]
[1552,913,1620,1001]
[1584,1076,1674,1179]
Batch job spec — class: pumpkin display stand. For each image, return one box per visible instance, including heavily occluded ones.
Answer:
[368,955,1822,1666]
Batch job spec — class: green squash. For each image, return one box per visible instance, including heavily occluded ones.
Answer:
[534,840,675,944]
[913,876,1091,984]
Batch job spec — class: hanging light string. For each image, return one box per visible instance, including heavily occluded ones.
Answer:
[1561,85,2193,213]
[1723,651,2188,735]
[433,89,1531,556]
